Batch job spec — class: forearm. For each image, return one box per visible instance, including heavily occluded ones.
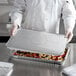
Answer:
[62,0,76,32]
[11,12,23,27]
[10,0,25,27]
[63,18,75,32]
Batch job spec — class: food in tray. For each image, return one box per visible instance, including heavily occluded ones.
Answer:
[13,48,68,61]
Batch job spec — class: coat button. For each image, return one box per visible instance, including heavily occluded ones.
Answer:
[66,1,69,3]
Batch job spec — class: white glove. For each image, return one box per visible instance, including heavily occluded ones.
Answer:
[65,28,73,42]
[8,23,19,36]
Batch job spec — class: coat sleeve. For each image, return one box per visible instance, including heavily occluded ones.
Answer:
[10,0,25,27]
[73,0,76,9]
[62,0,76,32]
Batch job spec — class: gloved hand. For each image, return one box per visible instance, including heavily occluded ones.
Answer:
[9,24,19,36]
[65,28,73,43]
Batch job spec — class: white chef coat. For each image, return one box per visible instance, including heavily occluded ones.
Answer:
[10,0,76,34]
[73,0,76,20]
[73,0,76,8]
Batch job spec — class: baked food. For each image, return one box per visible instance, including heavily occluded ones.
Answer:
[13,48,68,61]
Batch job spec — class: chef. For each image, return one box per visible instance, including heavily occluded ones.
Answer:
[9,0,76,42]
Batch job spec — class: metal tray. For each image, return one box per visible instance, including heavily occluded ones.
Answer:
[6,29,67,56]
[6,29,69,65]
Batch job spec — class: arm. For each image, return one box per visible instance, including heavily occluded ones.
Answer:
[73,0,76,9]
[11,0,25,27]
[62,0,76,42]
[9,0,25,35]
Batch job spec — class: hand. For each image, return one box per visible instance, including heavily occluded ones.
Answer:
[10,24,18,36]
[65,29,73,42]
